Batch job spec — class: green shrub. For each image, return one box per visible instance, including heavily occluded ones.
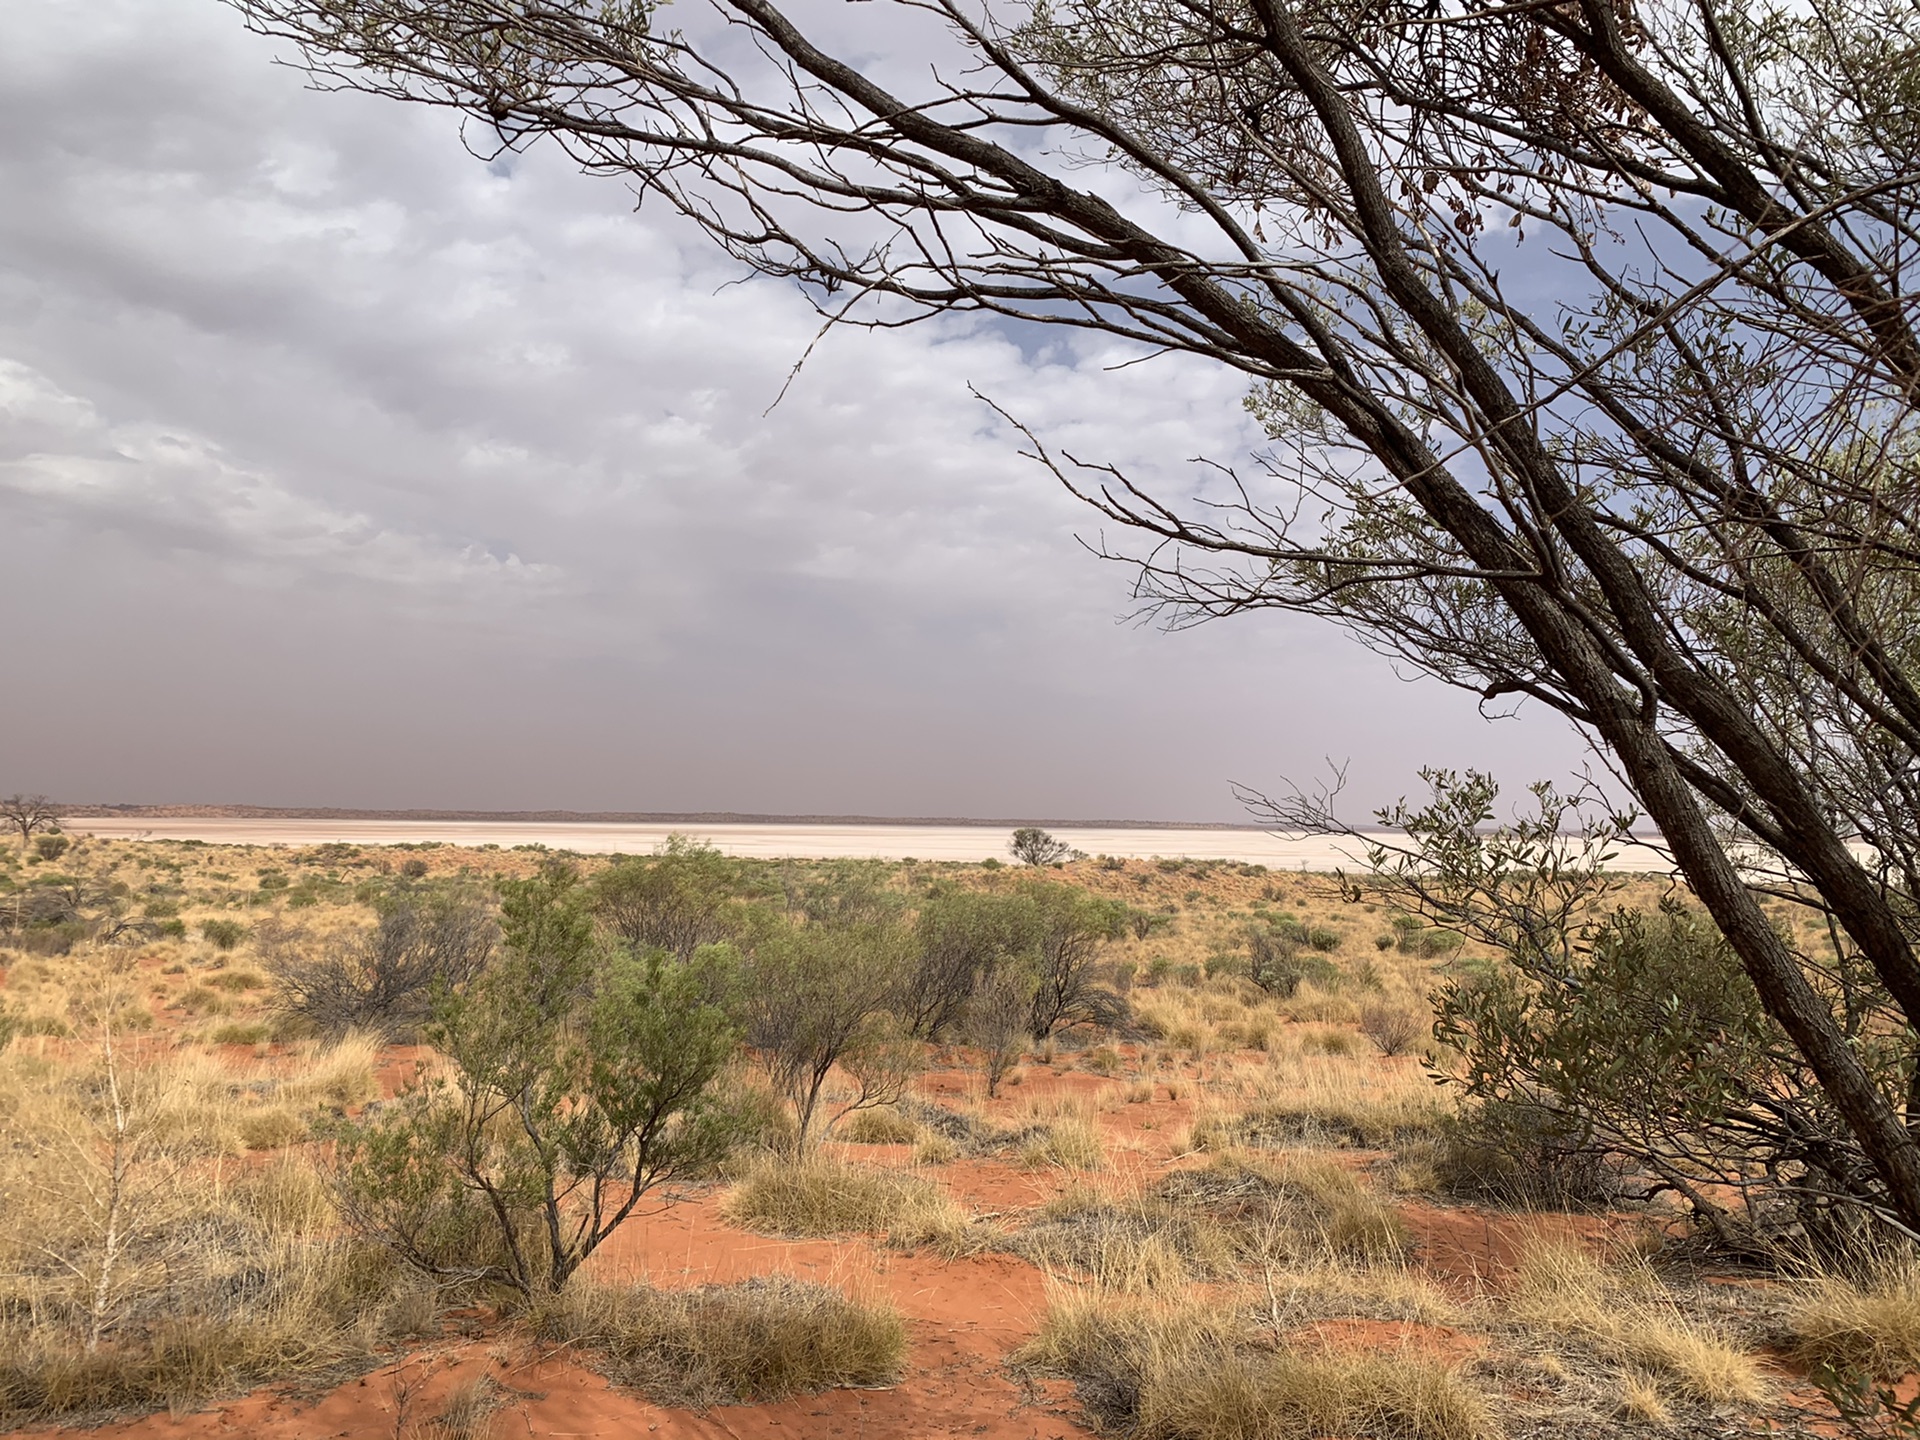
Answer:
[335,863,744,1297]
[201,919,247,951]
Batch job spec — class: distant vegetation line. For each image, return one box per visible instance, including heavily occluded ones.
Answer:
[54,803,1266,830]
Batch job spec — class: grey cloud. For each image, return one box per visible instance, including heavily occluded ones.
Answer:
[0,0,1594,821]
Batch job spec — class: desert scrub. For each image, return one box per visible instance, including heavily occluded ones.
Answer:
[0,1039,425,1428]
[1015,1291,1494,1440]
[536,1275,906,1408]
[200,918,247,951]
[724,1155,977,1251]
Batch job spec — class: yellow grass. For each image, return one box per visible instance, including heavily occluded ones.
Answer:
[1789,1261,1920,1379]
[1508,1236,1768,1407]
[1016,1289,1496,1440]
[723,1155,978,1251]
[537,1274,907,1407]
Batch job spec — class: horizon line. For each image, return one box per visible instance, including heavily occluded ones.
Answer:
[55,802,1269,831]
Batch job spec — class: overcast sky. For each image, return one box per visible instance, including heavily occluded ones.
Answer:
[0,0,1596,822]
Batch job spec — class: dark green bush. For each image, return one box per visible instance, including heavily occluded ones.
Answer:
[201,919,247,951]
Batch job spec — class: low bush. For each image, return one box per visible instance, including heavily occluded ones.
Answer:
[539,1275,905,1408]
[1431,1103,1630,1210]
[200,919,247,952]
[1358,1001,1426,1057]
[208,1021,272,1046]
[264,884,496,1040]
[336,865,742,1298]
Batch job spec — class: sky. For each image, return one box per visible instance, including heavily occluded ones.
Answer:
[0,0,1595,823]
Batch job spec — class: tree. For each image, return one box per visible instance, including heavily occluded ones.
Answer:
[588,836,743,958]
[964,964,1039,1098]
[899,886,1042,1039]
[1009,828,1073,868]
[334,864,741,1297]
[233,0,1920,1226]
[737,914,921,1149]
[2,795,60,857]
[1023,882,1129,1037]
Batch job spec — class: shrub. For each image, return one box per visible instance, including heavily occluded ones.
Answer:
[1010,827,1074,867]
[1024,882,1130,1038]
[210,1022,273,1047]
[32,836,69,863]
[965,963,1037,1098]
[200,919,247,952]
[588,837,743,958]
[1244,924,1307,997]
[264,884,496,1040]
[1435,901,1848,1241]
[538,1275,906,1407]
[901,887,1043,1040]
[740,912,920,1149]
[1358,1000,1426,1056]
[335,864,744,1297]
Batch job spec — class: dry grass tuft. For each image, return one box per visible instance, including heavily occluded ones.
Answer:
[838,1106,921,1145]
[1788,1261,1920,1380]
[723,1155,978,1251]
[1010,1155,1412,1289]
[1507,1235,1767,1407]
[538,1274,906,1409]
[1616,1371,1671,1426]
[1015,1289,1496,1440]
[429,1374,503,1439]
[1212,1053,1451,1150]
[1021,1116,1108,1172]
[0,1013,429,1427]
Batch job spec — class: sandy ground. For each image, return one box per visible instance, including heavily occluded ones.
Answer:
[58,817,1682,869]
